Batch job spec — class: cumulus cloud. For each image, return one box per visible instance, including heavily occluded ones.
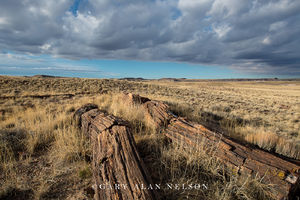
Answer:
[0,0,299,75]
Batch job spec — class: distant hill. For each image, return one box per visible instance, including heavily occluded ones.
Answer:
[30,75,64,78]
[147,78,299,82]
[120,77,146,81]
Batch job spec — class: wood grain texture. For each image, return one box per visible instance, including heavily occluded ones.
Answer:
[77,106,159,200]
[124,93,300,200]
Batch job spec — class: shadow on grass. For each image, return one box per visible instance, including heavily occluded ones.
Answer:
[0,187,34,200]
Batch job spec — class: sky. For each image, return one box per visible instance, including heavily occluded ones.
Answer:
[0,0,300,79]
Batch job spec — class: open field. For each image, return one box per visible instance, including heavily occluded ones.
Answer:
[0,75,299,199]
[147,80,300,159]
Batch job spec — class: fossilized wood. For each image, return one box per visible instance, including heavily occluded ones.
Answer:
[165,118,300,199]
[78,107,159,200]
[123,93,174,128]
[73,103,98,128]
[124,93,300,200]
[125,93,151,104]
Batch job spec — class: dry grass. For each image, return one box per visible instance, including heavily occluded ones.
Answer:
[50,121,90,164]
[93,93,157,134]
[235,126,300,158]
[135,133,276,200]
[0,96,94,199]
[0,75,299,199]
[138,81,300,159]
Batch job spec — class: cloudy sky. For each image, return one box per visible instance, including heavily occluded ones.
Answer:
[0,0,300,78]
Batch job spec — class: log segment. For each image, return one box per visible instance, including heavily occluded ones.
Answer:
[124,93,300,200]
[124,93,174,128]
[77,105,159,200]
[73,103,98,128]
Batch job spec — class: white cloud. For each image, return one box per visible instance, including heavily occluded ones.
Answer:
[0,17,8,25]
[62,11,101,44]
[269,21,286,32]
[0,0,299,75]
[209,0,248,18]
[262,36,271,45]
[40,43,51,51]
[213,24,231,38]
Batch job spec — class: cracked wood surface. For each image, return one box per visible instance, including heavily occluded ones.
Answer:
[124,93,300,200]
[77,106,159,200]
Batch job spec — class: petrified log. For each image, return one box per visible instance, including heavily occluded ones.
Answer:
[166,118,300,199]
[125,93,151,104]
[124,93,300,200]
[73,103,98,127]
[123,93,174,128]
[78,106,159,200]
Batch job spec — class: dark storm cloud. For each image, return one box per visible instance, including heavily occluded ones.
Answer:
[0,0,299,75]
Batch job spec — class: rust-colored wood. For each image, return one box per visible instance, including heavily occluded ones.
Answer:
[124,93,300,200]
[166,118,300,199]
[124,93,174,128]
[73,103,98,129]
[77,106,159,200]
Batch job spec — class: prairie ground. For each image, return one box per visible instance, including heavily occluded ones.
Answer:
[0,75,299,199]
[144,80,300,159]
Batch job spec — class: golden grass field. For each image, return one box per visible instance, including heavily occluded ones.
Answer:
[0,75,299,199]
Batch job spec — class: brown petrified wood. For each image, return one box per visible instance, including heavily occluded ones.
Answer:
[124,93,300,200]
[123,93,174,129]
[73,103,98,128]
[77,106,159,200]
